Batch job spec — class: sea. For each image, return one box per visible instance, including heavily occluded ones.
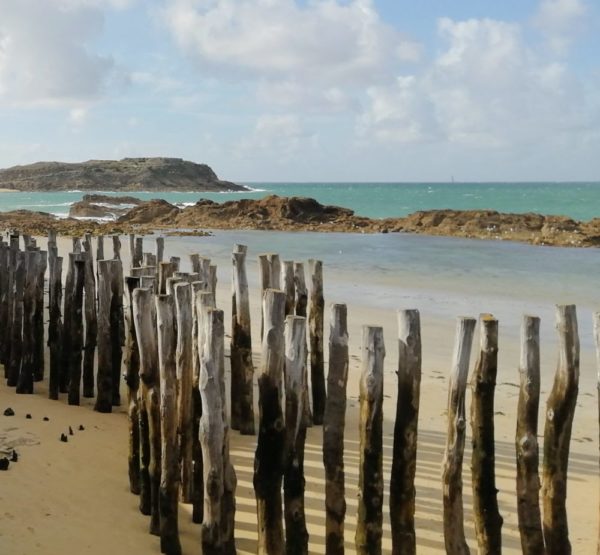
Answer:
[2,181,599,378]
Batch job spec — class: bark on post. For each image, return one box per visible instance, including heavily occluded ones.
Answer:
[82,234,97,398]
[112,235,121,260]
[7,250,25,387]
[231,250,255,435]
[48,255,63,400]
[174,283,194,503]
[156,294,182,555]
[594,312,600,555]
[156,236,164,264]
[133,287,161,534]
[323,304,349,555]
[284,315,309,555]
[308,259,325,425]
[199,308,226,555]
[254,289,286,555]
[516,315,544,555]
[355,326,385,555]
[282,261,295,316]
[542,304,580,555]
[390,309,422,555]
[442,317,476,555]
[125,276,141,495]
[67,259,85,405]
[470,314,503,554]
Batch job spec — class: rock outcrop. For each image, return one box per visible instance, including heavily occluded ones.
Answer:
[69,194,143,218]
[0,158,248,192]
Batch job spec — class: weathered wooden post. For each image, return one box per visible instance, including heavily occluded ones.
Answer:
[308,259,325,425]
[231,249,255,435]
[355,326,385,555]
[82,234,97,398]
[67,259,85,405]
[112,235,121,260]
[156,236,164,264]
[73,236,82,254]
[174,282,194,503]
[134,237,144,268]
[128,234,136,269]
[199,308,226,555]
[0,242,8,368]
[470,314,503,554]
[33,250,47,382]
[294,262,307,317]
[254,289,286,555]
[284,315,309,554]
[156,294,182,555]
[209,264,217,301]
[125,276,141,495]
[60,250,76,393]
[542,304,579,555]
[442,317,476,555]
[7,250,24,387]
[259,254,281,339]
[516,315,544,554]
[594,312,600,555]
[48,254,63,400]
[159,261,176,295]
[144,252,157,268]
[390,309,421,555]
[170,256,180,271]
[282,261,295,316]
[111,260,125,407]
[96,235,104,262]
[133,287,161,535]
[323,304,349,555]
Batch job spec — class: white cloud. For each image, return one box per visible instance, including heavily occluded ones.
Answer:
[69,107,89,125]
[360,17,597,149]
[534,0,588,54]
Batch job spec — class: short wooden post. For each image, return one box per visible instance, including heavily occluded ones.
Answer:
[308,259,325,425]
[48,254,63,400]
[156,294,182,555]
[133,287,161,535]
[516,315,544,554]
[390,309,421,555]
[470,314,503,554]
[284,315,309,554]
[156,236,164,264]
[231,250,255,435]
[125,276,141,495]
[82,234,97,398]
[144,252,157,268]
[323,304,349,555]
[254,289,286,555]
[67,259,85,405]
[542,305,580,555]
[442,317,476,555]
[282,261,295,316]
[112,235,121,260]
[355,326,385,555]
[174,283,194,503]
[159,261,176,295]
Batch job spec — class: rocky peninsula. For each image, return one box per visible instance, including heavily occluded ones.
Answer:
[0,157,248,192]
[0,194,598,248]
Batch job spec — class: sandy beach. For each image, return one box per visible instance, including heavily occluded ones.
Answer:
[1,233,598,554]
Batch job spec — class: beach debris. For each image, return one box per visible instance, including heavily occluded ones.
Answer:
[43,417,49,421]
[68,426,74,436]
[60,433,68,443]
[78,425,85,431]
[3,408,15,416]
[25,414,32,419]
[0,457,9,470]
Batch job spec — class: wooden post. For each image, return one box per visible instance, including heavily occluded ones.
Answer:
[190,254,211,281]
[323,304,349,555]
[355,326,385,555]
[170,256,180,271]
[144,252,157,268]
[112,235,121,260]
[516,315,544,554]
[0,242,8,368]
[390,309,421,555]
[96,235,104,262]
[282,261,295,316]
[294,262,307,317]
[470,314,503,553]
[159,261,176,295]
[442,317,476,555]
[174,283,194,503]
[308,259,325,425]
[67,259,85,405]
[254,289,286,555]
[542,304,580,555]
[259,254,281,339]
[72,236,82,254]
[5,233,19,382]
[60,250,76,393]
[112,260,125,407]
[231,250,255,435]
[594,312,600,555]
[48,255,63,400]
[128,234,135,269]
[7,250,24,387]
[209,265,217,302]
[141,275,156,291]
[199,308,226,555]
[134,237,144,268]
[156,236,164,264]
[284,315,309,554]
[156,294,182,555]
[125,276,141,495]
[82,234,97,398]
[33,250,46,382]
[133,287,161,535]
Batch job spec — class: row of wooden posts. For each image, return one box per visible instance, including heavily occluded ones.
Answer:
[1,230,599,555]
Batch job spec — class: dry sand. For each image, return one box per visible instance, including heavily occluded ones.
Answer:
[1,235,598,554]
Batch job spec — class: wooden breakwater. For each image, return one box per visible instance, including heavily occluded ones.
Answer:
[0,230,599,555]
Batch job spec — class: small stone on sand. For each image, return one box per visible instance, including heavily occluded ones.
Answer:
[3,408,15,416]
[0,457,9,470]
[60,434,68,443]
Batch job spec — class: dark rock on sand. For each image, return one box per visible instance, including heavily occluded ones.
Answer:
[3,408,15,416]
[0,457,9,470]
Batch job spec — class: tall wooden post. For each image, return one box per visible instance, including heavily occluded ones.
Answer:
[48,254,63,400]
[284,315,309,554]
[308,259,325,425]
[111,259,125,407]
[209,265,217,301]
[156,236,164,264]
[254,289,286,555]
[323,304,349,555]
[231,249,255,435]
[33,250,47,382]
[112,235,121,260]
[442,317,476,555]
[159,261,176,295]
[0,242,8,368]
[174,283,194,503]
[82,234,97,398]
[390,309,421,555]
[355,326,385,555]
[7,250,24,387]
[156,294,182,555]
[134,237,144,268]
[294,262,307,317]
[594,312,600,555]
[470,314,503,554]
[516,315,544,554]
[60,250,77,393]
[96,235,104,262]
[67,259,85,405]
[542,305,579,555]
[282,261,295,316]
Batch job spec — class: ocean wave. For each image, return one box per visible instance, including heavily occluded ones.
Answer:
[71,215,117,222]
[22,201,74,208]
[67,190,83,193]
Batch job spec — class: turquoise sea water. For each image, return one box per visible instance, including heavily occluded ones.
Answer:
[2,181,600,220]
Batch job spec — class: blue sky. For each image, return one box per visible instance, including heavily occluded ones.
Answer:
[0,0,599,182]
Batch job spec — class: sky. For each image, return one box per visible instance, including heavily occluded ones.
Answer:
[0,0,599,182]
